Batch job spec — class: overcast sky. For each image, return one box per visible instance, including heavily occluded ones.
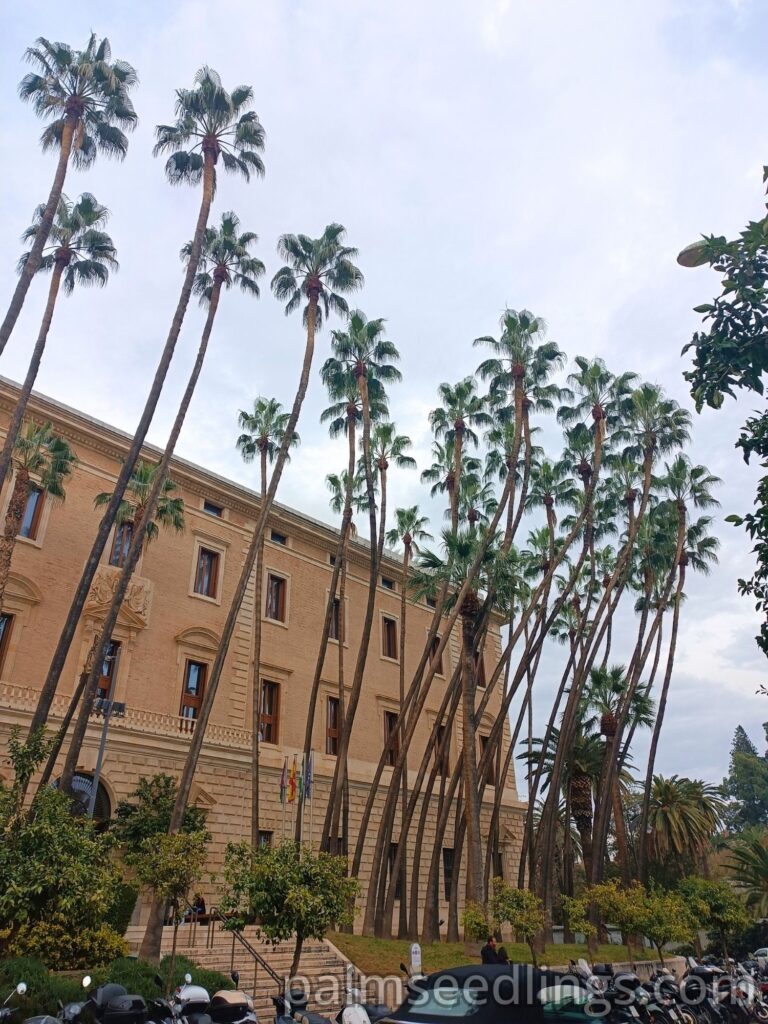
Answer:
[1,0,766,785]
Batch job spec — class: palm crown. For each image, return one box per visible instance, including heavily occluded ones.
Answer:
[18,192,117,291]
[19,33,137,166]
[429,377,490,447]
[154,67,265,187]
[271,224,363,328]
[385,506,432,554]
[475,308,567,412]
[370,422,416,476]
[237,398,300,469]
[182,211,264,302]
[12,420,76,496]
[94,460,184,543]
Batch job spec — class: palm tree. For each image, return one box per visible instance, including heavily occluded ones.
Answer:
[237,398,299,845]
[53,210,264,801]
[319,312,401,850]
[370,422,416,562]
[526,458,579,558]
[0,421,76,607]
[429,378,490,533]
[728,835,768,916]
[646,775,725,867]
[93,460,185,539]
[0,194,117,492]
[1,34,136,355]
[26,68,266,769]
[165,226,362,886]
[386,506,432,936]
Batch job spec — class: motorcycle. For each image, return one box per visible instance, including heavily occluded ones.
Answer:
[0,984,28,1024]
[173,972,256,1024]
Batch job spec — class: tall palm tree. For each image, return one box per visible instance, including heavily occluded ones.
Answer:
[53,210,264,800]
[526,458,579,559]
[236,398,299,845]
[0,194,117,492]
[1,34,136,355]
[164,226,362,878]
[370,422,416,562]
[728,835,768,916]
[385,506,432,936]
[429,378,490,533]
[25,68,266,767]
[320,312,401,850]
[0,421,76,607]
[646,775,724,866]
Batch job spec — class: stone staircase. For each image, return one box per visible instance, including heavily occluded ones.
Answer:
[129,923,353,1021]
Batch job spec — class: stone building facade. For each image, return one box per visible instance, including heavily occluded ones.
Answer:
[0,377,525,935]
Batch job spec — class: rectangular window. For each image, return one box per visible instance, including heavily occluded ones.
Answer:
[258,830,274,848]
[382,616,398,659]
[428,634,444,675]
[270,529,288,546]
[326,696,340,755]
[97,640,121,700]
[328,553,336,567]
[435,724,450,777]
[329,597,341,641]
[265,573,287,622]
[110,522,134,568]
[442,848,454,901]
[384,710,400,767]
[194,547,219,598]
[492,850,504,879]
[480,734,496,786]
[203,500,223,517]
[259,681,280,744]
[474,651,487,688]
[20,485,43,540]
[426,596,437,609]
[387,842,402,900]
[381,576,395,591]
[179,659,206,725]
[0,613,13,675]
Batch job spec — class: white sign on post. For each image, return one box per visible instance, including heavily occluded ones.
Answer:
[410,942,422,975]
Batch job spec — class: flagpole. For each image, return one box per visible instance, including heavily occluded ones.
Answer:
[309,750,314,850]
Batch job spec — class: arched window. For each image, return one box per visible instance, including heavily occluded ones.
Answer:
[53,773,111,823]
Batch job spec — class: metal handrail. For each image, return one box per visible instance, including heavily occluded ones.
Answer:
[207,907,284,992]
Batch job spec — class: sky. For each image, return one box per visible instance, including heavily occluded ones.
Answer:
[0,0,766,785]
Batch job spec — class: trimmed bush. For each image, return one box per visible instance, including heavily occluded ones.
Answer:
[7,921,128,970]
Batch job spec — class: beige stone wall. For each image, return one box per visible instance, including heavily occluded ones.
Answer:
[0,378,526,933]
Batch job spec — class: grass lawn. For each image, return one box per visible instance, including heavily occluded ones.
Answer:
[328,933,634,976]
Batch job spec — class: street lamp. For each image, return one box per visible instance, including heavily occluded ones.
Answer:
[677,240,710,268]
[87,644,126,818]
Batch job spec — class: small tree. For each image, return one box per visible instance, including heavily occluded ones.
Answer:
[679,876,749,960]
[489,878,546,966]
[134,831,208,982]
[582,880,648,967]
[637,888,696,966]
[111,774,208,862]
[220,840,359,978]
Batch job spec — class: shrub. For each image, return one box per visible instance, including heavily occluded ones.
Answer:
[7,920,128,969]
[105,879,140,935]
[0,957,89,1018]
[462,902,490,942]
[100,956,233,1000]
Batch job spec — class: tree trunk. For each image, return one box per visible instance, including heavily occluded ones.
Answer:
[24,147,217,786]
[323,372,378,848]
[250,452,268,847]
[290,935,304,980]
[0,260,65,495]
[0,469,30,609]
[397,543,410,938]
[460,612,483,907]
[638,560,685,884]
[337,531,349,855]
[0,116,75,357]
[611,781,632,886]
[59,273,223,794]
[169,293,320,826]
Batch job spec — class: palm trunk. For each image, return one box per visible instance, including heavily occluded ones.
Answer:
[397,542,409,938]
[337,530,349,855]
[0,115,75,357]
[638,559,685,883]
[0,259,65,495]
[250,452,268,847]
[58,273,224,795]
[0,468,30,609]
[460,609,484,907]
[611,782,631,886]
[323,372,378,848]
[450,427,463,535]
[24,147,217,785]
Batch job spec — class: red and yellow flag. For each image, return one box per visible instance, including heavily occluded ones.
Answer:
[287,755,298,803]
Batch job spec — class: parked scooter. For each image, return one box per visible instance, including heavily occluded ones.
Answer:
[173,972,256,1024]
[0,984,28,1024]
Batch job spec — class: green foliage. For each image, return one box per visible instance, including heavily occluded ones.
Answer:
[724,727,768,829]
[220,840,359,946]
[489,878,546,965]
[104,878,140,935]
[104,955,233,997]
[461,902,490,942]
[638,888,696,963]
[6,920,127,969]
[682,186,768,659]
[111,774,208,861]
[0,736,123,958]
[678,876,749,957]
[133,831,208,915]
[727,832,768,916]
